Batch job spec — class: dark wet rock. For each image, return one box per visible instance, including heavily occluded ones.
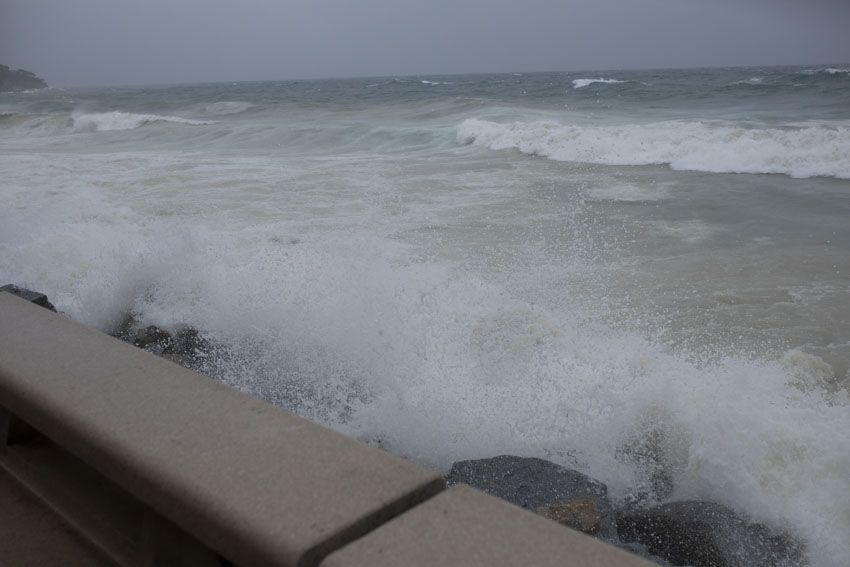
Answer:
[172,327,212,365]
[445,455,616,539]
[616,501,805,567]
[111,314,137,342]
[162,327,215,370]
[113,316,213,371]
[132,325,173,354]
[0,65,48,92]
[0,284,56,311]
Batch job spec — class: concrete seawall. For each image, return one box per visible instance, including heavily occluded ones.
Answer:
[0,291,651,566]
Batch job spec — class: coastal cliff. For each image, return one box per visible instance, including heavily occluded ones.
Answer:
[0,65,47,92]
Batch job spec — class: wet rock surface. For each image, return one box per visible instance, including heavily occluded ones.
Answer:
[0,284,215,371]
[445,455,616,539]
[1,284,56,311]
[131,325,173,353]
[447,456,805,566]
[616,500,805,567]
[115,318,213,369]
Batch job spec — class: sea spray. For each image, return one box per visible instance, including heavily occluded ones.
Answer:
[2,66,849,566]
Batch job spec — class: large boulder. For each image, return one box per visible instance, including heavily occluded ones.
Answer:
[0,284,56,311]
[616,501,805,567]
[446,455,616,538]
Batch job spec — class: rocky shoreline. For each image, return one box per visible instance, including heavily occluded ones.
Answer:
[2,285,807,566]
[446,455,804,567]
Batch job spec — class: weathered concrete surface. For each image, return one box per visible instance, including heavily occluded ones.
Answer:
[1,410,223,567]
[0,467,114,566]
[321,485,656,567]
[0,292,444,567]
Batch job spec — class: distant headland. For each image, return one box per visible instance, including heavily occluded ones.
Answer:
[0,64,48,92]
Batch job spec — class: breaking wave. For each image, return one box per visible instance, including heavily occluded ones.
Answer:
[731,76,765,86]
[572,78,626,89]
[800,68,850,76]
[72,111,213,132]
[203,101,255,115]
[457,118,850,179]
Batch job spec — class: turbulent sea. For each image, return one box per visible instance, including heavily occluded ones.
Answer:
[2,66,849,564]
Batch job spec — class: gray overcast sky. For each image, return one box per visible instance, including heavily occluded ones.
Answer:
[2,0,849,87]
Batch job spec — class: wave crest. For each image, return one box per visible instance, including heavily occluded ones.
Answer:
[800,68,850,76]
[72,111,213,132]
[457,118,850,179]
[203,101,255,115]
[731,76,765,86]
[572,78,625,89]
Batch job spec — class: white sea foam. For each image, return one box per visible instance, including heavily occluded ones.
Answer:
[72,111,213,132]
[458,118,850,179]
[421,80,452,85]
[572,78,625,89]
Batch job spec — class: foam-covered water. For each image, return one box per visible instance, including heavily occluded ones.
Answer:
[2,66,849,565]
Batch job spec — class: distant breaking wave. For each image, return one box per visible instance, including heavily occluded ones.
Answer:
[203,101,255,115]
[731,77,765,86]
[72,111,213,132]
[800,68,850,76]
[457,118,850,179]
[572,78,625,89]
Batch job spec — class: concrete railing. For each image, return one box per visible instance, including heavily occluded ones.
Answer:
[0,291,651,567]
